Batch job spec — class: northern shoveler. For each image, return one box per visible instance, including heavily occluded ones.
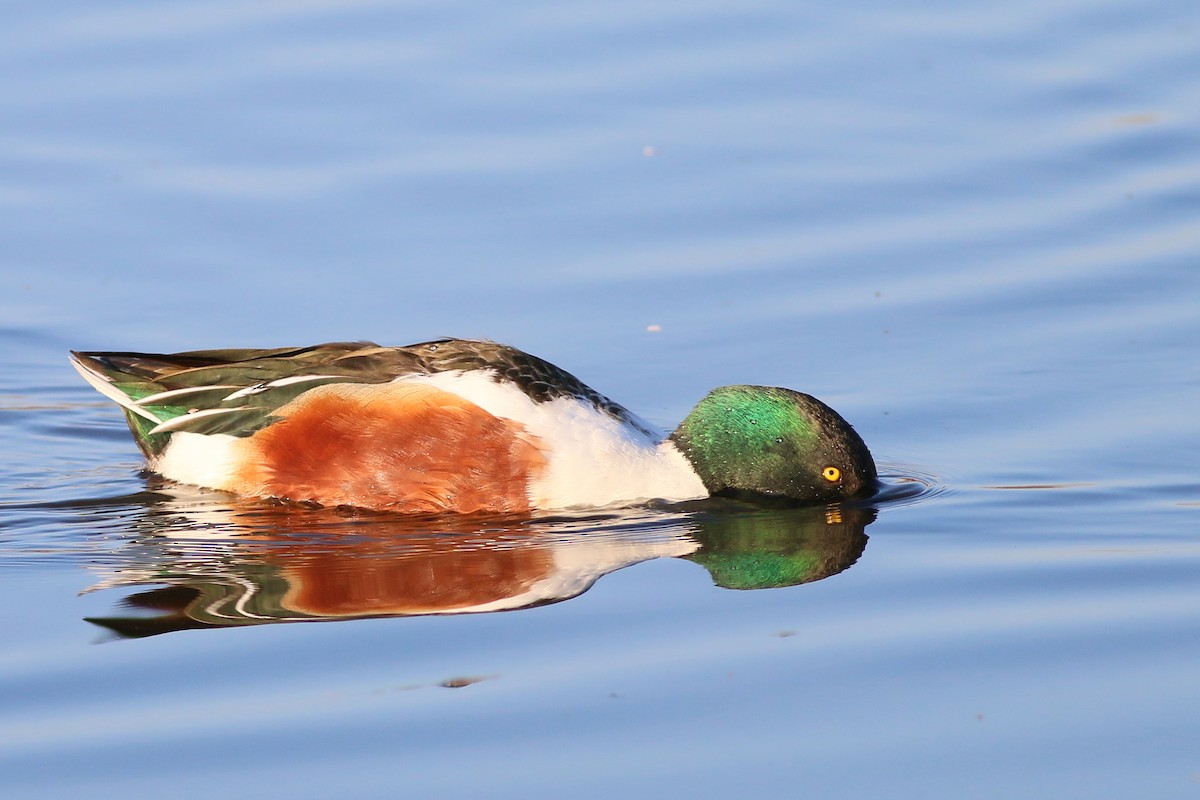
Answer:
[70,338,877,514]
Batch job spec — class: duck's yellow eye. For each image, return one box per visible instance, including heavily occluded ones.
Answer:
[822,466,841,482]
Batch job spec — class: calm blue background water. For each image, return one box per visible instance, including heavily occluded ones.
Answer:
[2,0,1199,797]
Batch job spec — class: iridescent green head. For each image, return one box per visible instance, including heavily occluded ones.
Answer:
[670,385,877,505]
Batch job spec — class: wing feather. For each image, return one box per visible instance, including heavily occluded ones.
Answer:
[71,338,650,450]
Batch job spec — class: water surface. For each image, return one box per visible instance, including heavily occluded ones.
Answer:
[1,0,1199,797]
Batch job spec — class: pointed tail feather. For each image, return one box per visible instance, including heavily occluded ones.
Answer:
[69,352,162,423]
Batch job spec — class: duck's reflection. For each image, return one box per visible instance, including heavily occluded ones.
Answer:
[85,488,874,638]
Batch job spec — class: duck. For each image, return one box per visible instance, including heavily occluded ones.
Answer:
[70,338,877,514]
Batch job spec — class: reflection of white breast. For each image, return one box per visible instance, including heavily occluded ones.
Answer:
[408,371,708,509]
[443,532,701,615]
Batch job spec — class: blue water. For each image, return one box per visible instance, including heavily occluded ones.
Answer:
[2,0,1199,797]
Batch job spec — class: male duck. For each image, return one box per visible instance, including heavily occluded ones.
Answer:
[71,338,877,514]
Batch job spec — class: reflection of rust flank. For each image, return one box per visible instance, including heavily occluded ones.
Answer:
[276,545,556,615]
[231,383,548,513]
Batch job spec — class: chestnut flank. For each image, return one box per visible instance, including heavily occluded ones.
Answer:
[232,382,547,513]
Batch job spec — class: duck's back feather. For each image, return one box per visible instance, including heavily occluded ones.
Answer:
[71,338,706,511]
[70,339,654,452]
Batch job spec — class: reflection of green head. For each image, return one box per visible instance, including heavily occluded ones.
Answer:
[685,504,873,590]
[691,550,822,590]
